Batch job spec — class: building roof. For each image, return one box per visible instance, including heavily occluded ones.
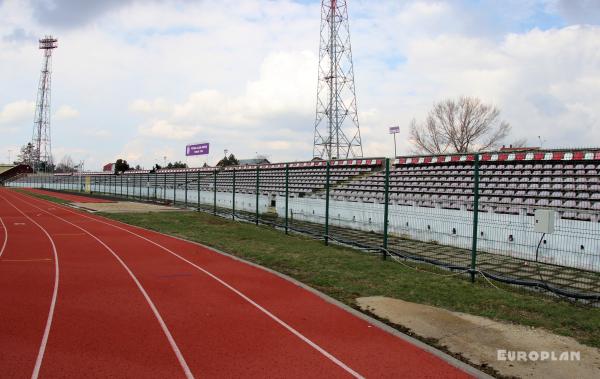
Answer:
[0,164,16,175]
[238,158,270,165]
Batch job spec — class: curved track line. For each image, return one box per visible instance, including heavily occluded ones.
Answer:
[0,216,7,258]
[6,192,195,379]
[0,195,59,379]
[14,192,364,378]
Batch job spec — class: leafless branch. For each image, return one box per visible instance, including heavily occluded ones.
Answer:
[409,96,511,154]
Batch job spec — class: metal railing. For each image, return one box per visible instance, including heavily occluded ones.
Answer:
[7,158,600,303]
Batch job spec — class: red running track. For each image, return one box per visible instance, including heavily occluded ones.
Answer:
[21,188,115,203]
[0,188,478,378]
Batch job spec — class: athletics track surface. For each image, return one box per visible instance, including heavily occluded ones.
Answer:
[0,188,476,378]
[20,188,115,203]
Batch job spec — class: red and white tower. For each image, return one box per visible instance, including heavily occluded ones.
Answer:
[313,0,362,160]
[31,35,57,172]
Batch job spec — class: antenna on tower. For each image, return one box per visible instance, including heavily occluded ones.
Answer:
[31,35,58,172]
[313,0,362,160]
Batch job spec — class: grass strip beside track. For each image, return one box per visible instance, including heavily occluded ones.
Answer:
[17,190,600,350]
[16,191,71,205]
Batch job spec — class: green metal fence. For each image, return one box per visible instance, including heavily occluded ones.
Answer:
[7,158,600,303]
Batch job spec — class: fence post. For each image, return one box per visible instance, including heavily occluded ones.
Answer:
[285,163,289,234]
[232,168,236,220]
[197,171,201,211]
[173,173,176,205]
[147,173,150,201]
[184,171,188,208]
[255,166,259,225]
[163,173,167,202]
[213,169,217,215]
[382,158,390,260]
[325,161,330,245]
[470,154,481,283]
[120,175,123,198]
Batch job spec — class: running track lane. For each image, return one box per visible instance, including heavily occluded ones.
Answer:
[0,194,55,378]
[11,189,475,378]
[12,190,365,378]
[0,214,7,257]
[1,190,189,378]
[21,188,115,203]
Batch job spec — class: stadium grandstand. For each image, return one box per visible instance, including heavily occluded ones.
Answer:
[0,163,33,185]
[6,147,600,302]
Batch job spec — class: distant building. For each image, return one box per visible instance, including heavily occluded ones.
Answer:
[238,158,270,166]
[500,145,540,152]
[103,163,115,172]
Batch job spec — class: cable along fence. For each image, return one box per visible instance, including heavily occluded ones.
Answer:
[8,152,600,303]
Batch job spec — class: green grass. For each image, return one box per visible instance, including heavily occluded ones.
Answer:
[102,210,600,349]
[13,189,600,349]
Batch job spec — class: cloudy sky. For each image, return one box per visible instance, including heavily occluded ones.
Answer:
[1,0,600,170]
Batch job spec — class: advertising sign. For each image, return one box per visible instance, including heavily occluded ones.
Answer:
[186,143,209,156]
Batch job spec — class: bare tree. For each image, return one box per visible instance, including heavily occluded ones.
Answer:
[55,155,76,173]
[409,96,511,154]
[17,143,36,166]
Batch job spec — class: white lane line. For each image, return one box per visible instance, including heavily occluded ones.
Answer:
[0,195,59,379]
[19,193,365,378]
[0,216,7,258]
[9,192,195,379]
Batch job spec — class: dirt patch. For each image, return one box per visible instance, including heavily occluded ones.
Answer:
[72,201,182,213]
[356,296,600,379]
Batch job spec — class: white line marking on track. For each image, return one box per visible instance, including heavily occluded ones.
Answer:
[8,192,195,379]
[17,192,365,378]
[0,194,59,379]
[0,217,7,258]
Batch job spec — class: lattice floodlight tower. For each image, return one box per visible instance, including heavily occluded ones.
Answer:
[313,0,362,160]
[31,35,57,172]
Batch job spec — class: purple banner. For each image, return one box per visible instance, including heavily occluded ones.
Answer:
[186,143,209,156]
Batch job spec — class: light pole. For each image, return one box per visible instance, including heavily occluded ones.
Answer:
[8,149,12,164]
[77,160,84,191]
[389,126,400,157]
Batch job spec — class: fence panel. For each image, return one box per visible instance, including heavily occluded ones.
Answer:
[475,159,600,299]
[4,159,599,303]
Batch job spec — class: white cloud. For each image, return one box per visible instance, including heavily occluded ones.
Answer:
[0,100,34,126]
[135,50,316,146]
[139,119,202,140]
[129,98,172,114]
[55,105,79,120]
[2,1,600,169]
[83,128,111,138]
